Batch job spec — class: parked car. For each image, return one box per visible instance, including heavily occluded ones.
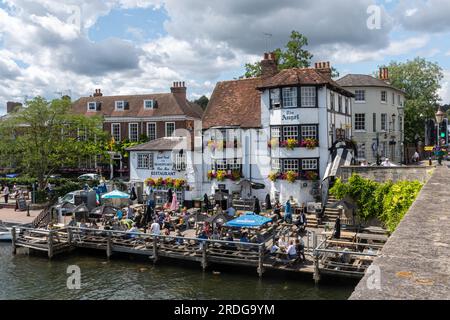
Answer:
[78,174,101,181]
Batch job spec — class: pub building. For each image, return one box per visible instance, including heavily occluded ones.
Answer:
[202,53,355,206]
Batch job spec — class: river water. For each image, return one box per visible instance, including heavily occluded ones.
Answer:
[0,243,354,300]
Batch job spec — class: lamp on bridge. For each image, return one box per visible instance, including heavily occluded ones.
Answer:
[435,107,446,165]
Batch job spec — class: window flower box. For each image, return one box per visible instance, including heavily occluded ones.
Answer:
[267,171,299,183]
[300,139,319,150]
[145,177,187,190]
[208,170,243,181]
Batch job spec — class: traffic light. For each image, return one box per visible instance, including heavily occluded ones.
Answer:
[425,119,436,146]
[439,118,448,145]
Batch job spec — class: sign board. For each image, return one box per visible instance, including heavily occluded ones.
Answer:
[150,153,176,177]
[424,146,434,152]
[18,198,27,211]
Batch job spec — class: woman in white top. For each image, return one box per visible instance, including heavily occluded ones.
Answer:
[286,240,297,260]
[150,222,161,235]
[278,236,288,249]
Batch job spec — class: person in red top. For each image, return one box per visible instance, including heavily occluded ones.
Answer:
[203,221,211,237]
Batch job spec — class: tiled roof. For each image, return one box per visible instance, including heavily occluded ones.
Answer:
[202,78,262,129]
[257,68,354,97]
[126,137,187,151]
[336,74,406,94]
[71,93,203,119]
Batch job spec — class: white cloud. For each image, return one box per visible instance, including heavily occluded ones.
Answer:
[439,70,450,105]
[317,36,430,64]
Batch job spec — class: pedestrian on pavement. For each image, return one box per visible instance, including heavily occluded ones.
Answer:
[2,185,10,204]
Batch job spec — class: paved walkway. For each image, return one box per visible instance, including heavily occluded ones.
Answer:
[350,164,450,300]
[0,207,40,225]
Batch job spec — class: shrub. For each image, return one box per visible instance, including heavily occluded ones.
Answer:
[330,174,423,232]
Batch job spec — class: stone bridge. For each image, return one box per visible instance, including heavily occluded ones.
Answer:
[350,165,450,300]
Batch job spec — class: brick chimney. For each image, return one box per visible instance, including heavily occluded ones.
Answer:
[171,81,187,101]
[93,89,103,97]
[261,52,278,78]
[379,67,389,82]
[315,61,332,80]
[6,101,22,114]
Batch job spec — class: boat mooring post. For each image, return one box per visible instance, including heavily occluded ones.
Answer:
[11,227,17,255]
[48,231,54,259]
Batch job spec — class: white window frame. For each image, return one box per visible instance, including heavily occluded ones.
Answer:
[272,158,281,172]
[301,125,317,140]
[392,92,395,105]
[354,90,366,103]
[144,100,154,109]
[345,98,349,114]
[111,123,121,142]
[147,122,157,141]
[129,123,139,142]
[302,159,318,170]
[173,153,186,171]
[215,159,227,171]
[228,159,242,170]
[355,113,366,131]
[381,113,387,131]
[282,87,297,108]
[270,89,281,109]
[381,91,387,103]
[301,87,316,108]
[165,122,175,137]
[87,102,97,111]
[330,92,335,110]
[283,159,299,172]
[282,125,299,141]
[115,101,125,111]
[137,153,154,170]
[338,95,343,113]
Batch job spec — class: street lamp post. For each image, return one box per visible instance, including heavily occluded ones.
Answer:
[435,107,445,165]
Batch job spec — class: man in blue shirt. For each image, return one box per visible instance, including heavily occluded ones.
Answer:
[284,199,292,223]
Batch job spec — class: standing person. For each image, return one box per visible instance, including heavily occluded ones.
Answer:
[253,196,261,215]
[412,150,420,163]
[145,189,155,224]
[3,185,10,204]
[265,194,272,210]
[203,193,210,212]
[167,188,173,204]
[273,201,282,220]
[333,217,341,239]
[296,238,306,262]
[284,198,292,224]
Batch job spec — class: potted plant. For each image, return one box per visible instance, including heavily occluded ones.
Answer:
[301,138,319,149]
[283,171,299,183]
[268,171,280,182]
[281,139,300,150]
[216,170,226,182]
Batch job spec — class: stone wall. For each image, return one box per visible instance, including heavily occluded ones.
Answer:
[338,166,433,183]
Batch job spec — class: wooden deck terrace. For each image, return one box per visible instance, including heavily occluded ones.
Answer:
[11,225,385,282]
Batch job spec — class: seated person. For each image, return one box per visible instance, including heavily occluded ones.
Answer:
[175,229,184,245]
[226,206,236,217]
[277,236,288,250]
[126,223,140,239]
[116,209,123,220]
[240,232,250,243]
[210,229,220,240]
[149,221,161,235]
[270,244,280,255]
[286,240,297,260]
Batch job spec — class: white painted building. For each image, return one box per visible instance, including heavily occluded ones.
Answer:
[337,70,405,164]
[201,55,355,205]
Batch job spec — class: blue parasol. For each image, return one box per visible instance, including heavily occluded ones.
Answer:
[224,212,272,229]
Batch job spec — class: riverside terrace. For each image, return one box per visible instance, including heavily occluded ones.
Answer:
[10,209,388,283]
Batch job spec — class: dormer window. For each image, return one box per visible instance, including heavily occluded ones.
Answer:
[115,101,125,110]
[144,100,154,109]
[269,88,281,109]
[87,102,97,111]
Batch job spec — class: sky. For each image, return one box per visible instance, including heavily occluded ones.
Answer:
[1,0,450,114]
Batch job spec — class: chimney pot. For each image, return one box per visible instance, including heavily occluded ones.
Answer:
[264,53,269,60]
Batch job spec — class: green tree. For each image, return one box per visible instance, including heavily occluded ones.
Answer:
[0,97,107,190]
[244,31,313,78]
[194,95,209,110]
[380,58,443,144]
